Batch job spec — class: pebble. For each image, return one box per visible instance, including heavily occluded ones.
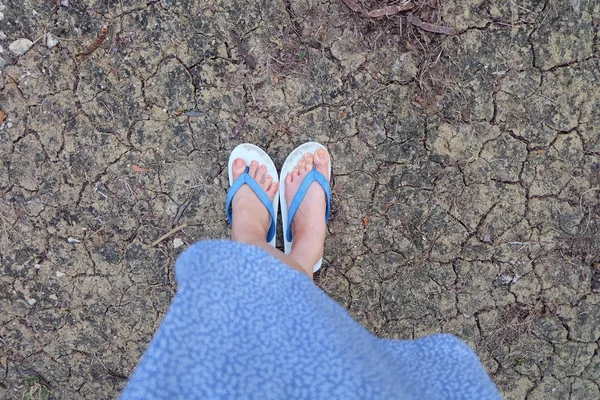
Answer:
[67,237,81,244]
[9,38,33,56]
[60,0,69,6]
[46,33,59,48]
[173,238,184,249]
[0,56,6,70]
[27,298,36,305]
[499,274,513,285]
[56,271,66,278]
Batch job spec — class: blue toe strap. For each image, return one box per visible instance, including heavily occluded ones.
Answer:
[286,166,331,242]
[226,167,277,243]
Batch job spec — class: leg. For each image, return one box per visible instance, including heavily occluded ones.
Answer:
[230,158,309,277]
[284,149,330,277]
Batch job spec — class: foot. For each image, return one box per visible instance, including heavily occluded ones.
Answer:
[285,149,330,275]
[230,158,279,244]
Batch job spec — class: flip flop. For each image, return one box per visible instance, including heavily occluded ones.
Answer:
[226,143,279,247]
[279,142,331,272]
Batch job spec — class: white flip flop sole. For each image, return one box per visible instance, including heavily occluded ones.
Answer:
[228,143,279,247]
[279,142,331,272]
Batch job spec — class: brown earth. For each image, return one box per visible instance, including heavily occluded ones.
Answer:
[1,0,599,398]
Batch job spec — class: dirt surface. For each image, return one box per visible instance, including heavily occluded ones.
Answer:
[0,0,599,398]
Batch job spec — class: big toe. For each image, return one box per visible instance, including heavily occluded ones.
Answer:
[232,158,247,180]
[314,148,329,178]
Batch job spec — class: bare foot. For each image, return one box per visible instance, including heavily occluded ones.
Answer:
[284,149,330,276]
[230,158,279,244]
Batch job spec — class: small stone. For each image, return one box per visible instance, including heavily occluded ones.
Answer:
[499,274,513,285]
[0,56,7,70]
[56,271,66,277]
[49,294,58,301]
[27,298,36,305]
[173,238,184,249]
[8,38,34,56]
[483,234,492,243]
[60,0,68,6]
[67,237,81,244]
[46,33,59,48]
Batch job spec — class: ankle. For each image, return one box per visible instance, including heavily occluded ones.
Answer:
[232,220,268,245]
[289,239,322,275]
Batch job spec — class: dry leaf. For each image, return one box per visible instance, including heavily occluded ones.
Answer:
[0,109,7,125]
[368,2,414,18]
[461,109,471,123]
[362,216,369,227]
[337,110,347,120]
[131,164,149,173]
[342,0,362,12]
[318,27,327,41]
[0,355,7,370]
[410,16,456,35]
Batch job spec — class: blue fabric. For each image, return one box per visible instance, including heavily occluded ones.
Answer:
[226,166,276,243]
[121,240,501,399]
[286,166,331,242]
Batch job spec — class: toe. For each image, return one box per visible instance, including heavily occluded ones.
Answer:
[298,157,306,170]
[267,181,279,197]
[286,172,293,184]
[257,164,267,183]
[249,160,259,178]
[293,166,300,176]
[314,148,329,179]
[304,153,313,172]
[262,174,273,191]
[232,158,247,180]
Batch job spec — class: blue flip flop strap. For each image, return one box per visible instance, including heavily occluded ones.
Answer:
[226,166,277,243]
[286,166,331,242]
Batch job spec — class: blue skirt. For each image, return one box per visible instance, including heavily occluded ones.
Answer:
[121,240,501,399]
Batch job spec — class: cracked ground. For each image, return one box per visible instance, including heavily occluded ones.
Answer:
[1,0,599,398]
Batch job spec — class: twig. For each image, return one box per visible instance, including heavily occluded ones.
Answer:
[151,223,188,247]
[172,198,193,226]
[80,24,109,59]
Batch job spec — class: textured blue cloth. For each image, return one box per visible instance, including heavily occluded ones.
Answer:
[121,240,501,399]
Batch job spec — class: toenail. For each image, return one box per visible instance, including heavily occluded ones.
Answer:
[235,159,242,167]
[251,161,257,166]
[260,165,266,171]
[266,175,271,180]
[316,149,326,159]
